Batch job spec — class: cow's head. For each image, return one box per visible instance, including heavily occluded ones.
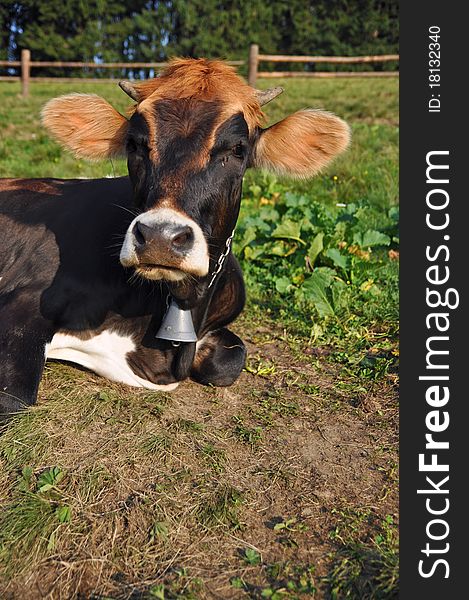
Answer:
[42,59,350,304]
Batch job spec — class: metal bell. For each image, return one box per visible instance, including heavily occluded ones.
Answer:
[155,298,197,343]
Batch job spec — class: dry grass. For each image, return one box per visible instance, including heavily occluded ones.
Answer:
[0,318,398,599]
[0,76,398,598]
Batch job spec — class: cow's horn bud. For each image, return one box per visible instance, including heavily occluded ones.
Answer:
[255,86,284,106]
[119,80,139,101]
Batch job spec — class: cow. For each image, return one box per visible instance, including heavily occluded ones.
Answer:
[0,58,350,418]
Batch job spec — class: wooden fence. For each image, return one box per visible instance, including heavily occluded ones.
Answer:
[0,46,399,97]
[247,44,399,85]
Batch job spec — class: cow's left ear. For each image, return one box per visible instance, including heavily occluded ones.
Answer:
[251,109,350,178]
[42,93,128,160]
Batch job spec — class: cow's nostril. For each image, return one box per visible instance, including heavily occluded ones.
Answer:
[171,226,194,251]
[133,221,148,246]
[132,221,195,256]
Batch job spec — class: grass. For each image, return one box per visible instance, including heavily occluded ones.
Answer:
[0,78,397,180]
[0,76,398,598]
[326,510,399,599]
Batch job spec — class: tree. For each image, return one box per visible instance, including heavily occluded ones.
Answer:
[14,1,150,76]
[2,0,399,75]
[0,3,30,63]
[271,0,398,69]
[0,4,15,62]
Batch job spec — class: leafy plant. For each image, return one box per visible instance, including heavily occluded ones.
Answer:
[196,485,244,530]
[326,511,399,599]
[232,415,263,446]
[0,465,70,575]
[243,547,261,566]
[236,173,399,379]
[236,181,398,323]
[37,466,65,493]
[273,517,307,533]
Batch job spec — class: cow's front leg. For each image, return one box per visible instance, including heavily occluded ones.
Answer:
[0,304,51,419]
[0,338,47,418]
[190,327,246,386]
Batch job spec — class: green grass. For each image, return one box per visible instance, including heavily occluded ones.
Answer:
[0,77,399,377]
[0,78,397,180]
[326,510,399,599]
[0,77,399,598]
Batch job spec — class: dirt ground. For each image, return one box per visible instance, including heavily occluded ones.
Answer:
[0,317,398,599]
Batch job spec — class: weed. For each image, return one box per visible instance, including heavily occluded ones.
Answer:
[245,356,277,377]
[325,511,399,599]
[149,521,169,543]
[196,484,243,529]
[147,568,204,599]
[141,432,173,455]
[0,465,70,575]
[273,517,308,533]
[169,419,204,434]
[252,389,300,424]
[199,443,226,473]
[230,576,248,590]
[243,547,262,566]
[37,465,65,492]
[230,560,317,598]
[235,169,399,384]
[232,415,263,446]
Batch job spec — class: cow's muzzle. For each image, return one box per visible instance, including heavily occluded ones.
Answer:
[120,208,209,281]
[134,221,194,253]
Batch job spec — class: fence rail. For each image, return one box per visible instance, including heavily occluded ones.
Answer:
[0,45,399,97]
[255,53,399,64]
[257,71,398,79]
[247,44,399,85]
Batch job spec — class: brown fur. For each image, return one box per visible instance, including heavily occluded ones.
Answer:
[133,59,264,165]
[41,94,128,160]
[41,59,350,178]
[254,109,351,178]
[42,60,264,165]
[0,178,62,195]
[131,58,264,133]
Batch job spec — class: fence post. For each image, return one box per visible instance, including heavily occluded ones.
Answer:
[21,49,30,98]
[247,43,259,86]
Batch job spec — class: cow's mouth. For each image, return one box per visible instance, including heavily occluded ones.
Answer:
[136,263,186,282]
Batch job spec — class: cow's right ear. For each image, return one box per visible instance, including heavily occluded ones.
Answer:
[41,93,129,160]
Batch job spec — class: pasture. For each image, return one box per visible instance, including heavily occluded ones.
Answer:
[0,77,399,599]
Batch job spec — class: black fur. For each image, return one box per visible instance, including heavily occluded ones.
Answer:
[0,102,253,417]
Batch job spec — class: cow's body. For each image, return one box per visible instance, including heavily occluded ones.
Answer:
[0,176,246,414]
[0,58,350,418]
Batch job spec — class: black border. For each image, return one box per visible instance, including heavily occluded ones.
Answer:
[400,2,467,596]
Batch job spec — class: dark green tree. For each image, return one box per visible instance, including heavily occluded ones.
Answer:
[0,4,15,62]
[271,0,398,70]
[3,0,398,75]
[15,0,151,76]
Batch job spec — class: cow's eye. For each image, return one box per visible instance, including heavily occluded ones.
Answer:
[232,143,244,159]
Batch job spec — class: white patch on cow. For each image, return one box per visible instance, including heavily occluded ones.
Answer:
[120,207,209,277]
[45,330,179,391]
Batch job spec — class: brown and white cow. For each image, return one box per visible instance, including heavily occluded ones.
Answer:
[0,58,350,417]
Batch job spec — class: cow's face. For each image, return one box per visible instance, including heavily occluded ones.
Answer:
[42,59,350,294]
[119,96,253,284]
